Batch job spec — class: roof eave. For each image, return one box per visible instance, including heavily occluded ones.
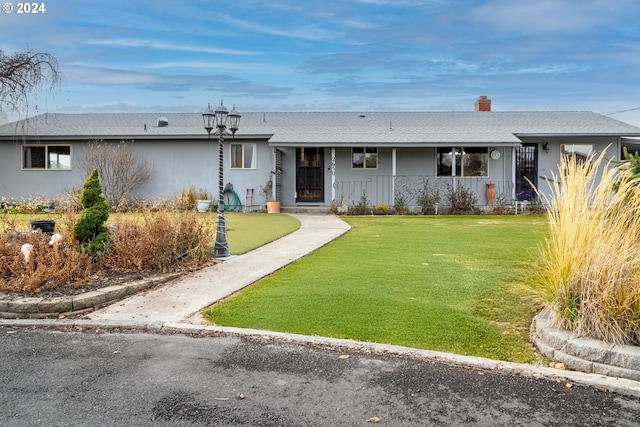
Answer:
[515,133,640,138]
[0,133,274,142]
[269,141,523,148]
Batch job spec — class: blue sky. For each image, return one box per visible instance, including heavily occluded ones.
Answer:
[2,0,640,125]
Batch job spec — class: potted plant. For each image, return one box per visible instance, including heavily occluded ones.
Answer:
[196,188,211,213]
[261,176,280,213]
[267,197,281,214]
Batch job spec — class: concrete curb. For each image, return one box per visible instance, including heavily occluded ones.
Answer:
[531,308,640,383]
[0,273,181,319]
[2,318,640,399]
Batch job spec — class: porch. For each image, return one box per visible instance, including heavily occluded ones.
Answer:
[333,175,515,209]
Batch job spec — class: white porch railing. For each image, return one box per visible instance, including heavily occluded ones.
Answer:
[333,175,515,207]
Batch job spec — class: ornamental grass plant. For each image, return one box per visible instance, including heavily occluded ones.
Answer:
[536,148,640,345]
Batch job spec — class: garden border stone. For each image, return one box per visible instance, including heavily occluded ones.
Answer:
[531,308,640,382]
[0,273,180,319]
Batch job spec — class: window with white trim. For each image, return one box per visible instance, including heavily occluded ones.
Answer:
[23,145,71,170]
[352,147,378,169]
[436,147,488,177]
[230,143,256,169]
[561,144,593,163]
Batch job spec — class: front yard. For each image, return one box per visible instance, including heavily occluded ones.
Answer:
[0,211,300,293]
[203,215,549,363]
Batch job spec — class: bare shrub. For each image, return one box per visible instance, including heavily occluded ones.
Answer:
[78,139,154,209]
[491,193,510,215]
[57,187,83,212]
[0,209,213,293]
[101,210,214,273]
[446,184,477,214]
[393,179,413,215]
[0,229,92,292]
[351,191,370,215]
[417,178,441,214]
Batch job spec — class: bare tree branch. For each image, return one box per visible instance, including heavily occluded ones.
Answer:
[78,140,155,209]
[0,48,61,117]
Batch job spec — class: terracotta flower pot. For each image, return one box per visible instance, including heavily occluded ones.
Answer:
[267,200,281,214]
[486,183,496,207]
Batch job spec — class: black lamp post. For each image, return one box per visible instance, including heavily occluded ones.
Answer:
[203,100,241,258]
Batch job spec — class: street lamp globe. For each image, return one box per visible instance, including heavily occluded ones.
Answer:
[202,103,215,137]
[214,101,228,131]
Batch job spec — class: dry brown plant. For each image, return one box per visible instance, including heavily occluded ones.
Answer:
[100,209,214,273]
[0,229,92,292]
[0,209,214,293]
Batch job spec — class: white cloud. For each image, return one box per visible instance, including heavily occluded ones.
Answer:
[219,14,337,41]
[471,0,634,34]
[85,38,259,56]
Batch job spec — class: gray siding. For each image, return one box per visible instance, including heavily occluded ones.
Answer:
[523,136,621,203]
[0,139,274,207]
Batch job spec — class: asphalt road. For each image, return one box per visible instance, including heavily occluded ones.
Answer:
[1,326,639,426]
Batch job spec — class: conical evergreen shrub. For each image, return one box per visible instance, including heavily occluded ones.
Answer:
[73,169,110,255]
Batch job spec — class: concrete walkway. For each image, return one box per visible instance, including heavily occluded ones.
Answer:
[85,214,351,323]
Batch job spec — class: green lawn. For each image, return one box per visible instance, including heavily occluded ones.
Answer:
[203,215,549,363]
[224,213,300,254]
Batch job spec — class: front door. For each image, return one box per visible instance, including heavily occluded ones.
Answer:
[515,143,538,201]
[296,147,324,203]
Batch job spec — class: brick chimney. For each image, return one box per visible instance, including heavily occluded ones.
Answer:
[475,95,491,112]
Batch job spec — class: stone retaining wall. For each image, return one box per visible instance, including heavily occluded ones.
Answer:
[0,273,180,319]
[531,308,640,382]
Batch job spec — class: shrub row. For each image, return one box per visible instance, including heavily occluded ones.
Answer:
[0,209,214,293]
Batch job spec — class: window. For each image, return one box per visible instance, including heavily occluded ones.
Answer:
[23,145,71,170]
[561,144,593,163]
[437,147,488,177]
[230,143,256,169]
[352,147,378,169]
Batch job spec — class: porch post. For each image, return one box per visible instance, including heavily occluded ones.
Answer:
[331,147,336,202]
[452,147,457,191]
[511,146,517,202]
[272,148,277,200]
[392,147,397,206]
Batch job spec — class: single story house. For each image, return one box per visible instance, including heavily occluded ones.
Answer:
[2,96,640,211]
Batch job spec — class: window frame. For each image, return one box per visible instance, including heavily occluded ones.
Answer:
[352,147,378,170]
[22,144,72,170]
[230,142,257,170]
[436,146,489,178]
[561,144,594,162]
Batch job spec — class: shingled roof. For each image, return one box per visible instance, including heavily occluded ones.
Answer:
[1,110,639,147]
